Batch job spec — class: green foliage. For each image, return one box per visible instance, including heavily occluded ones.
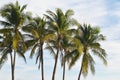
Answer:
[0,1,28,70]
[67,24,107,78]
[0,2,107,80]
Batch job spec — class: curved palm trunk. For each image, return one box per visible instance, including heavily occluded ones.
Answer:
[78,64,83,80]
[62,61,66,80]
[40,45,44,80]
[52,49,59,80]
[78,49,87,80]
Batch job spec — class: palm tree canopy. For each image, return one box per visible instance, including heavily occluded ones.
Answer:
[45,8,79,55]
[0,1,27,28]
[45,8,78,38]
[22,16,55,68]
[0,1,29,67]
[67,24,107,76]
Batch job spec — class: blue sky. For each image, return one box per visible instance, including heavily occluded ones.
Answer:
[0,0,120,80]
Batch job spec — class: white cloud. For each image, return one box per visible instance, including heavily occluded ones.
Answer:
[71,0,107,25]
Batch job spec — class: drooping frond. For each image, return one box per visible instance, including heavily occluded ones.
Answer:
[30,43,38,58]
[0,28,13,33]
[92,48,107,65]
[22,25,39,38]
[0,20,12,27]
[65,9,74,19]
[0,47,10,69]
[68,50,81,69]
[45,43,56,58]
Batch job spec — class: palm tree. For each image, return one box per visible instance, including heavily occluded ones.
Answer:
[68,24,107,80]
[0,1,29,80]
[61,37,75,80]
[22,16,54,80]
[45,8,77,80]
[46,36,75,80]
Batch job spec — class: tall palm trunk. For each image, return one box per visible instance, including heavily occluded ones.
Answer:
[13,51,16,80]
[52,39,61,80]
[40,44,44,80]
[62,61,66,80]
[10,50,16,80]
[10,53,13,80]
[52,49,59,80]
[78,48,87,80]
[78,64,83,80]
[78,55,84,80]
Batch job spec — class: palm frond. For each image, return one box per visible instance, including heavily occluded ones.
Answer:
[43,33,56,42]
[65,9,74,19]
[82,53,89,77]
[20,4,27,12]
[45,43,56,58]
[92,49,107,65]
[88,53,95,75]
[0,48,9,69]
[90,43,101,49]
[30,43,38,58]
[22,26,39,38]
[25,39,37,48]
[69,50,81,69]
[46,10,57,21]
[17,50,26,63]
[0,20,12,27]
[44,14,54,22]
[0,28,13,33]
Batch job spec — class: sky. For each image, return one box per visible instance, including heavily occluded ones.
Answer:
[0,0,120,80]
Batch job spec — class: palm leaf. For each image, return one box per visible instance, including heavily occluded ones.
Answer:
[22,26,39,38]
[17,49,26,63]
[0,48,9,69]
[0,20,12,27]
[30,43,38,58]
[82,53,89,76]
[43,33,56,42]
[45,43,56,58]
[20,4,27,12]
[65,9,74,19]
[88,53,95,75]
[0,28,13,33]
[69,50,80,69]
[92,49,107,65]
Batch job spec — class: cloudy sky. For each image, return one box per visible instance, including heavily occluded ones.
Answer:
[0,0,120,80]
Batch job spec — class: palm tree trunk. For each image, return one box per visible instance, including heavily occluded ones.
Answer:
[41,45,44,80]
[11,64,14,80]
[78,50,86,80]
[52,49,59,80]
[78,64,82,80]
[62,61,66,80]
[10,53,14,80]
[12,50,16,80]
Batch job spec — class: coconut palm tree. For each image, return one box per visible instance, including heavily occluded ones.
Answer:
[45,8,78,80]
[68,24,107,80]
[22,16,54,80]
[61,37,76,80]
[0,1,29,80]
[45,36,75,80]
